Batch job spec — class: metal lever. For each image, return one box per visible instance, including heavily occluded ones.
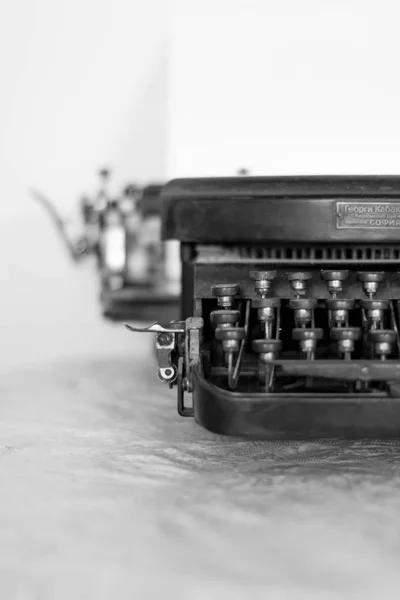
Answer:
[126,318,203,417]
[30,188,89,261]
[125,322,185,334]
[231,300,251,388]
[125,321,185,384]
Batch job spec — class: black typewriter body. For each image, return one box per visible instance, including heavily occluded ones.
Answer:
[131,176,400,439]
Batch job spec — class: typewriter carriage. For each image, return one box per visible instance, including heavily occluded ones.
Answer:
[100,183,180,322]
[130,176,400,438]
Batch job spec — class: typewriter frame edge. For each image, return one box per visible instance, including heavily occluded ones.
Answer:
[192,367,400,439]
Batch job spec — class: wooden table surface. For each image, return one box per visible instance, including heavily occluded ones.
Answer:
[1,214,400,599]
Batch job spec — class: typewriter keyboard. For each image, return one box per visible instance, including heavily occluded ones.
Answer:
[202,270,400,395]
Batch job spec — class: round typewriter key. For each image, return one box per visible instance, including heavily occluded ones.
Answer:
[249,271,277,281]
[357,272,385,283]
[286,272,313,297]
[326,298,354,327]
[289,298,317,310]
[293,327,323,358]
[360,299,389,311]
[368,329,397,359]
[321,270,349,281]
[211,283,239,296]
[321,270,349,296]
[330,327,362,341]
[361,299,389,330]
[252,339,282,355]
[289,299,317,327]
[215,327,245,342]
[252,297,281,308]
[330,327,361,359]
[292,328,324,341]
[210,309,240,328]
[357,272,385,298]
[368,330,397,343]
[326,299,355,311]
[211,283,240,308]
[250,271,277,297]
[215,327,245,354]
[286,272,313,281]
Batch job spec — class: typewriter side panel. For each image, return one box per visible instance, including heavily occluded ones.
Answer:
[192,371,400,439]
[163,196,400,243]
[161,175,400,243]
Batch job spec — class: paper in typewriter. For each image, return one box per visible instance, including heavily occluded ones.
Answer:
[1,352,400,600]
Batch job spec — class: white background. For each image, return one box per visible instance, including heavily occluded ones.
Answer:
[2,0,400,367]
[0,0,168,367]
[167,0,400,178]
[1,0,168,222]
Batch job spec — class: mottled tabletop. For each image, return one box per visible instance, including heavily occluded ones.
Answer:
[1,217,400,599]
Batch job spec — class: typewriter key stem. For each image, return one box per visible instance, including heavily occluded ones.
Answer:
[252,339,282,392]
[292,328,323,387]
[252,298,280,340]
[215,327,245,388]
[227,353,234,378]
[231,299,251,389]
[258,307,275,338]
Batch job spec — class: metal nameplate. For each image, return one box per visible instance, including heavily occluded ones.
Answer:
[337,201,400,229]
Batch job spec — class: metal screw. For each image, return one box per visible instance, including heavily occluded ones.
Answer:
[158,332,173,346]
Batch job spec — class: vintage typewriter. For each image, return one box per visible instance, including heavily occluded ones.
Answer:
[100,182,180,322]
[129,176,400,439]
[32,170,180,323]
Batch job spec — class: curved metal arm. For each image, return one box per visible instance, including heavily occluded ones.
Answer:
[125,322,185,334]
[30,188,89,262]
[230,299,251,389]
[125,321,185,384]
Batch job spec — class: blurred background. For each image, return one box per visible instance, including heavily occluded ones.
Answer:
[2,0,400,365]
[3,2,400,597]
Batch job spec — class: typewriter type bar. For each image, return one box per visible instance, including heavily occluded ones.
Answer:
[128,176,400,439]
